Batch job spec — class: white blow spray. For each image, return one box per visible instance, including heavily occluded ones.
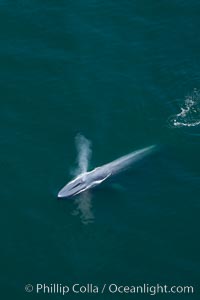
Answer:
[74,134,92,174]
[72,134,94,224]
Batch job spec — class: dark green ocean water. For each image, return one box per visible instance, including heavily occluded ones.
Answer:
[1,1,200,299]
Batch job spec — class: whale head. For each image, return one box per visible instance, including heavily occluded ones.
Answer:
[58,173,88,198]
[58,167,111,199]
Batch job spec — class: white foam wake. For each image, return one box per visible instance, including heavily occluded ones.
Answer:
[168,89,200,128]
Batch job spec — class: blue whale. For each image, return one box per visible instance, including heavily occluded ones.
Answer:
[58,145,156,198]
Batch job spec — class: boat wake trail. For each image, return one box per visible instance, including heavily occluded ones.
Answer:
[168,89,200,128]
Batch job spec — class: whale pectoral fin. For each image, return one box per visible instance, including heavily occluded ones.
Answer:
[103,172,112,181]
[94,172,112,185]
